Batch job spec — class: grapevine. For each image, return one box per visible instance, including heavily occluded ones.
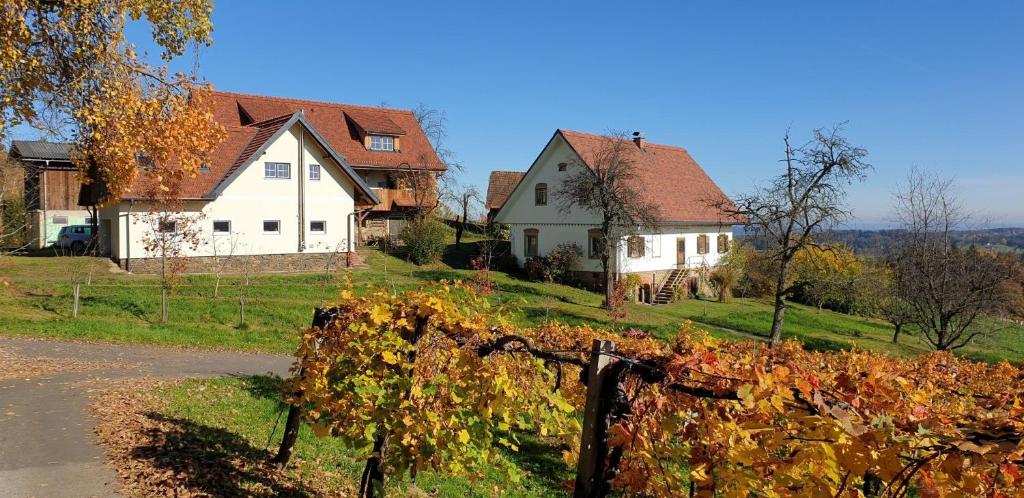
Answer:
[283,281,1024,497]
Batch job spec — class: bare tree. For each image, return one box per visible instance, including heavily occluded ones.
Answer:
[448,185,481,249]
[891,169,1012,350]
[408,104,463,220]
[210,231,240,298]
[716,125,871,346]
[866,260,915,344]
[138,206,202,322]
[55,243,98,317]
[237,251,254,327]
[555,131,662,308]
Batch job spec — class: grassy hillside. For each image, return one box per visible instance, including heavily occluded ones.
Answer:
[1,242,1021,363]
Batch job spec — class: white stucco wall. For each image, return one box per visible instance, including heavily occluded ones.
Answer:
[506,224,733,273]
[102,123,359,261]
[497,133,734,274]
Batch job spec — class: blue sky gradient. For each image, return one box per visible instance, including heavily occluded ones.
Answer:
[13,1,1024,226]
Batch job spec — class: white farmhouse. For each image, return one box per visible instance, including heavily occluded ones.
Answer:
[492,129,738,303]
[99,91,444,273]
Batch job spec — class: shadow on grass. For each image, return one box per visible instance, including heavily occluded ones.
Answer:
[133,411,315,497]
[496,282,600,309]
[243,374,289,407]
[501,432,573,492]
[81,295,149,320]
[792,335,852,353]
[441,240,481,269]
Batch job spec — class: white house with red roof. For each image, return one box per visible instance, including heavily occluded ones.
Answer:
[98,91,444,272]
[492,130,737,303]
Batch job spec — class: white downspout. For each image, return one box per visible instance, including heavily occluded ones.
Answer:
[297,128,305,252]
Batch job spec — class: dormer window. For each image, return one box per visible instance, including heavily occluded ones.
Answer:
[199,163,211,173]
[369,135,395,151]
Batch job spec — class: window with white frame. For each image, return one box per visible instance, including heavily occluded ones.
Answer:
[309,220,326,233]
[263,220,280,234]
[52,215,68,225]
[264,162,290,179]
[652,234,662,258]
[369,135,394,151]
[158,219,176,233]
[309,164,321,181]
[213,220,230,234]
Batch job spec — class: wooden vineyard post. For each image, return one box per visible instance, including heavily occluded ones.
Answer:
[272,308,332,467]
[574,339,616,498]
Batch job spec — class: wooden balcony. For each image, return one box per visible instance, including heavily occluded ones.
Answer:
[363,188,437,212]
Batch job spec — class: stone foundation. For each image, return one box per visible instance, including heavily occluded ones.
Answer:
[117,251,366,274]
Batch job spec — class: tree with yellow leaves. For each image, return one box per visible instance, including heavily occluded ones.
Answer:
[792,244,865,313]
[0,0,224,204]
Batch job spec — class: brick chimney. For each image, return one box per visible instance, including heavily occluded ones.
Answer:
[632,131,645,150]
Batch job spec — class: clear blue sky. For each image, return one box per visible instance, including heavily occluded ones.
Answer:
[20,1,1024,226]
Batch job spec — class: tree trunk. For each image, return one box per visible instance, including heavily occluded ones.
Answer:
[239,296,245,325]
[769,261,790,346]
[454,215,463,249]
[160,287,168,323]
[358,434,388,498]
[72,283,80,318]
[602,254,613,310]
[271,404,303,467]
[891,322,902,344]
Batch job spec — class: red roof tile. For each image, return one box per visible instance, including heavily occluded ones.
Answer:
[210,91,443,171]
[345,108,406,136]
[557,130,739,224]
[485,171,525,210]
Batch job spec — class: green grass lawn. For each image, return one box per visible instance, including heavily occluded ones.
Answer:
[1,236,1022,363]
[152,376,569,497]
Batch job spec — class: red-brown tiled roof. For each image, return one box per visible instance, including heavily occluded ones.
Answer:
[557,130,739,224]
[345,108,406,136]
[485,171,525,210]
[210,91,443,171]
[124,125,258,199]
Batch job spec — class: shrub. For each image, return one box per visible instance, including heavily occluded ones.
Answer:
[523,256,550,282]
[735,245,776,298]
[523,243,581,284]
[547,243,581,283]
[672,285,689,303]
[710,265,740,302]
[622,273,643,301]
[400,217,447,265]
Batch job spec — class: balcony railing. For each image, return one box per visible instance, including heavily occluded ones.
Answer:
[365,188,437,212]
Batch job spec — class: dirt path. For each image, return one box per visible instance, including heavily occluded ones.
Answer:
[0,337,292,498]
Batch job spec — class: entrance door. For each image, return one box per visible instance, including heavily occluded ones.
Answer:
[676,237,686,267]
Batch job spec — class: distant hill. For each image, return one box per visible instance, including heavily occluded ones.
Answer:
[738,227,1024,256]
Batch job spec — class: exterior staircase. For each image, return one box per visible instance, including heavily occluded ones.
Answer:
[653,268,687,305]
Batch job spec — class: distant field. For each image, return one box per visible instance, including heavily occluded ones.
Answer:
[1,237,1022,363]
